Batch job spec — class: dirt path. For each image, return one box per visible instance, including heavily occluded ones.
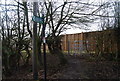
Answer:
[50,54,119,79]
[50,55,90,79]
[58,55,89,79]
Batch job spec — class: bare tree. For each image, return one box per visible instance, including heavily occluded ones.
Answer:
[1,0,32,76]
[42,1,102,64]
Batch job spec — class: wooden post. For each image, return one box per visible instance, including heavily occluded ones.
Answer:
[32,2,38,80]
[81,32,84,51]
[65,34,67,51]
[68,41,70,55]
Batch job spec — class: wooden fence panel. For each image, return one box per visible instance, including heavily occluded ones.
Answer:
[61,29,118,54]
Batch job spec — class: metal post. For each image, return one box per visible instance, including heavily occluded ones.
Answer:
[32,2,38,80]
[42,13,47,81]
[0,20,2,80]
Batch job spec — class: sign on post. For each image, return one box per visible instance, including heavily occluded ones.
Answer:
[32,16,43,23]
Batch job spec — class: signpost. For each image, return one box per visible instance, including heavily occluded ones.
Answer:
[32,2,47,81]
[32,2,38,80]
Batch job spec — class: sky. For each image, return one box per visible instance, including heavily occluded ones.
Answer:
[0,0,119,34]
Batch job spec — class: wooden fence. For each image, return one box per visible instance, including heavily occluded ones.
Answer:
[61,29,118,54]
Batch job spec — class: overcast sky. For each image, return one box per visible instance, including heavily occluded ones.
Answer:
[0,0,119,34]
